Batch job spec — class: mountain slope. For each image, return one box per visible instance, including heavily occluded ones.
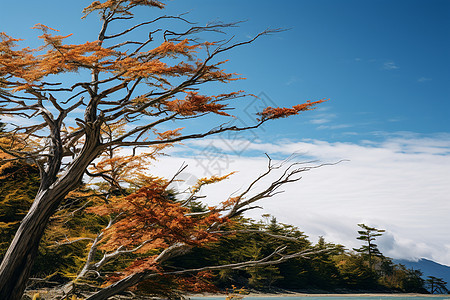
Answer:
[394,258,450,289]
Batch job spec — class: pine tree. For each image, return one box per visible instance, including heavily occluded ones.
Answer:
[353,223,385,270]
[426,276,449,294]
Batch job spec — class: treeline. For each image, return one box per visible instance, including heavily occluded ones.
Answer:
[0,160,442,296]
[169,217,428,294]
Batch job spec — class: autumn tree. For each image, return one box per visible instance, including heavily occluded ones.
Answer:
[353,223,385,270]
[51,156,334,299]
[0,1,328,299]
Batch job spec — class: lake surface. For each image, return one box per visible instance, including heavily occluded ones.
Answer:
[190,297,450,300]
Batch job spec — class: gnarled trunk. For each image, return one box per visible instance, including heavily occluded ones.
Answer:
[0,189,65,300]
[0,132,101,300]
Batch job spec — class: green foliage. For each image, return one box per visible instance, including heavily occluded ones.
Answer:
[353,223,385,269]
[379,263,427,292]
[426,276,449,294]
[333,253,379,288]
[0,161,108,284]
[144,215,431,293]
[31,187,110,283]
[0,162,40,258]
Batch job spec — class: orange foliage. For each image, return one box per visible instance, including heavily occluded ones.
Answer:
[1,27,236,94]
[219,196,241,211]
[154,128,183,141]
[90,122,183,190]
[257,98,328,121]
[166,91,242,116]
[117,40,200,79]
[86,177,226,278]
[0,26,117,91]
[91,153,154,186]
[191,172,235,194]
[82,0,165,19]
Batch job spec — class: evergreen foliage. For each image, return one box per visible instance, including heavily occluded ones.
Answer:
[0,162,39,258]
[353,223,385,269]
[426,276,449,294]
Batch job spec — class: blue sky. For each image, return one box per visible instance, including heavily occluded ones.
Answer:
[2,0,449,142]
[2,1,450,265]
[160,0,450,143]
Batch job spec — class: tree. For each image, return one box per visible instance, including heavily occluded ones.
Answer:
[0,1,326,299]
[353,223,385,270]
[379,264,426,293]
[401,268,426,293]
[164,214,313,292]
[334,253,378,288]
[59,158,331,299]
[426,276,449,294]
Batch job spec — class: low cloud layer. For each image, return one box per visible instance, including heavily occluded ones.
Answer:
[148,133,450,266]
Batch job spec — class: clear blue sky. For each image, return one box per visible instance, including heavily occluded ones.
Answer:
[2,0,449,143]
[2,1,450,264]
[163,0,450,143]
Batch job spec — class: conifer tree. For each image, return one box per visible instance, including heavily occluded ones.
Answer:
[426,276,449,294]
[353,223,385,270]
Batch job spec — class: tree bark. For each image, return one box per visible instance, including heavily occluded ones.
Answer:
[0,190,65,300]
[0,130,101,300]
[85,272,147,300]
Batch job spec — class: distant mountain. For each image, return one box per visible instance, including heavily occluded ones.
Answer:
[394,258,450,289]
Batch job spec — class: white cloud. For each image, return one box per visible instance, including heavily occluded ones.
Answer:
[1,114,44,128]
[309,113,336,125]
[383,61,399,70]
[317,124,352,130]
[152,134,450,266]
[310,118,330,125]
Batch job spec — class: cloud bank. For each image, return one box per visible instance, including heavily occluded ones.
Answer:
[148,133,450,266]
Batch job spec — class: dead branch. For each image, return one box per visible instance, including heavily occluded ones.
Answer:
[209,229,305,243]
[104,15,195,40]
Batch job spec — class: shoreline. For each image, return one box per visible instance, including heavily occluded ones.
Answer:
[188,292,448,298]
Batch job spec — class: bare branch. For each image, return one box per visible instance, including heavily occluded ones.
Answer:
[107,120,264,148]
[85,246,331,300]
[209,229,306,243]
[163,20,244,41]
[105,15,195,40]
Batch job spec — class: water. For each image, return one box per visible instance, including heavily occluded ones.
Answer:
[190,297,450,300]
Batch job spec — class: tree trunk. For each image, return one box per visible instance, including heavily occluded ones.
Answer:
[0,190,63,300]
[0,132,101,300]
[86,272,147,300]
